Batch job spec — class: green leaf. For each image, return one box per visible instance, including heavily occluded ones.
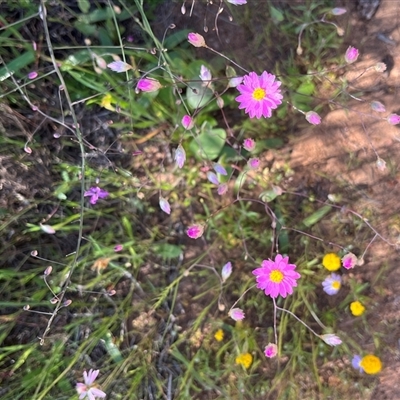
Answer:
[153,243,183,259]
[0,50,35,81]
[302,205,332,227]
[269,5,284,22]
[190,126,226,160]
[78,0,90,13]
[186,82,213,110]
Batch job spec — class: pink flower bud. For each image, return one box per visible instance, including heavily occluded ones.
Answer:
[28,71,38,79]
[213,163,227,176]
[331,7,347,15]
[264,343,278,358]
[370,101,386,113]
[217,183,228,195]
[221,262,232,282]
[320,333,342,346]
[186,224,204,239]
[227,0,247,5]
[248,158,260,170]
[159,197,171,215]
[342,253,358,269]
[243,138,256,151]
[137,78,162,92]
[207,171,219,185]
[107,60,132,73]
[199,65,212,82]
[181,115,194,130]
[44,266,53,276]
[188,32,206,48]
[229,308,245,321]
[40,224,56,234]
[375,62,387,72]
[305,111,321,125]
[387,113,400,125]
[174,145,186,168]
[345,46,359,64]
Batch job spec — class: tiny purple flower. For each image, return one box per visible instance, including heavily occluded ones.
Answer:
[84,187,109,205]
[213,163,227,176]
[387,113,400,125]
[188,32,206,48]
[352,355,363,373]
[370,101,386,113]
[345,46,359,64]
[331,7,347,15]
[175,145,186,168]
[137,78,162,92]
[221,262,232,282]
[322,273,342,295]
[114,244,123,252]
[217,183,228,195]
[76,369,106,400]
[248,158,260,170]
[320,334,342,346]
[305,111,321,125]
[229,308,245,321]
[207,171,219,185]
[264,343,278,358]
[342,253,358,269]
[181,115,194,130]
[199,65,212,82]
[186,224,204,239]
[107,60,132,73]
[243,138,256,152]
[28,71,38,79]
[159,197,171,215]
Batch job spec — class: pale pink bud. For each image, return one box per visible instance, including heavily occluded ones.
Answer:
[213,163,227,176]
[248,158,260,170]
[376,157,386,171]
[181,115,194,130]
[229,76,243,88]
[63,299,72,307]
[28,71,38,79]
[40,224,56,234]
[107,60,132,73]
[114,244,123,252]
[23,305,30,310]
[207,172,219,185]
[387,113,400,125]
[137,78,162,92]
[305,111,321,125]
[186,224,204,239]
[174,145,186,168]
[345,46,359,64]
[221,262,232,282]
[342,253,358,269]
[227,0,247,5]
[159,197,171,215]
[320,333,342,346]
[370,101,386,113]
[44,266,53,276]
[264,343,278,358]
[216,96,224,109]
[375,62,387,72]
[331,7,347,15]
[188,32,206,48]
[217,183,228,195]
[229,308,245,321]
[108,289,117,296]
[199,65,212,82]
[243,138,256,152]
[50,297,59,304]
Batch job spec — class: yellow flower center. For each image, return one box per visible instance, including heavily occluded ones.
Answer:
[360,355,382,374]
[332,281,341,290]
[252,88,266,101]
[214,329,224,342]
[270,269,284,283]
[235,353,253,369]
[350,301,365,316]
[322,253,341,271]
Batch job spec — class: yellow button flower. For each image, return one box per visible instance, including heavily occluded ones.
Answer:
[360,354,382,374]
[235,353,253,369]
[322,253,341,271]
[214,329,224,342]
[350,301,365,316]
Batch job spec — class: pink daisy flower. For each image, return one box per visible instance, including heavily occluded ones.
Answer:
[235,71,283,119]
[252,254,301,298]
[76,369,106,400]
